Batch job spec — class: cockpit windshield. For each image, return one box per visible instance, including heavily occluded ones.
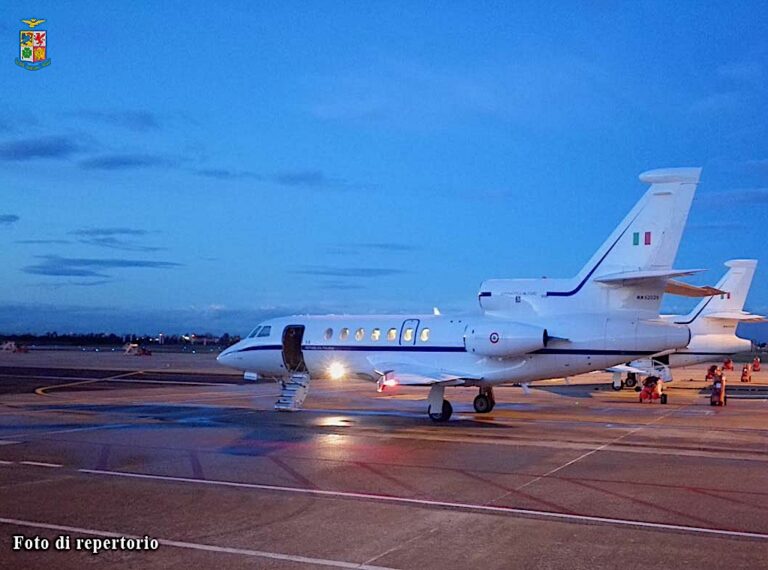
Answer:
[257,325,271,337]
[247,326,261,338]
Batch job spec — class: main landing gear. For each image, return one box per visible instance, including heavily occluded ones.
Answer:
[473,387,496,413]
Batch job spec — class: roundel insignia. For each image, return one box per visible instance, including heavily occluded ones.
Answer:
[489,332,500,344]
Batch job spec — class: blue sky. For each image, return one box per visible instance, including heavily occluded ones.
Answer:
[0,1,766,337]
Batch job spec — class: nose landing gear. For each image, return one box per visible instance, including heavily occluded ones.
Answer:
[473,387,496,413]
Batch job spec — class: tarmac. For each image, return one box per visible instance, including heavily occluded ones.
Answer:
[0,350,767,569]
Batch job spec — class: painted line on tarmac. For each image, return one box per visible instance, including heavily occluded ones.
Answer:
[1,423,130,440]
[104,377,236,387]
[0,459,13,465]
[78,468,768,541]
[35,371,144,396]
[18,460,62,468]
[0,440,20,446]
[513,404,685,492]
[0,516,398,569]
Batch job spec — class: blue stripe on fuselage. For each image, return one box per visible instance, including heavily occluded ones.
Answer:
[232,344,656,357]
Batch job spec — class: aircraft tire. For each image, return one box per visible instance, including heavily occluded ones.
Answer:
[428,400,453,422]
[625,375,637,389]
[660,393,668,405]
[611,381,624,391]
[473,394,494,413]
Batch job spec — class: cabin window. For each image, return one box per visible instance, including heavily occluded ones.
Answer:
[403,328,414,342]
[340,328,349,341]
[387,328,397,341]
[257,326,271,337]
[371,328,381,341]
[247,326,261,338]
[324,328,333,340]
[355,328,365,341]
[420,328,431,342]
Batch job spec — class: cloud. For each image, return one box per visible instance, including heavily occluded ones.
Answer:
[326,242,418,255]
[70,227,149,237]
[0,214,20,226]
[318,281,367,290]
[79,154,177,170]
[68,228,161,251]
[292,266,407,278]
[193,166,371,190]
[33,279,112,289]
[688,222,747,231]
[70,110,160,132]
[698,188,768,205]
[688,91,744,114]
[0,135,82,161]
[77,237,163,252]
[307,57,618,130]
[23,255,182,278]
[717,62,764,83]
[743,159,768,174]
[193,168,263,180]
[15,239,71,244]
[272,169,338,188]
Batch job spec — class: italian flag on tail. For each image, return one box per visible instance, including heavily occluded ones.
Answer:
[632,231,652,246]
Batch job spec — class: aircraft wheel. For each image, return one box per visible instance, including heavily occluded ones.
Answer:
[611,380,624,392]
[625,375,637,389]
[428,400,453,422]
[473,394,494,413]
[660,393,668,405]
[634,386,642,393]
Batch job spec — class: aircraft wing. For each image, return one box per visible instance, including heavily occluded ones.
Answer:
[664,279,726,298]
[369,360,480,386]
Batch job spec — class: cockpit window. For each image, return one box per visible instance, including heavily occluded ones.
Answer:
[247,326,262,338]
[257,326,271,337]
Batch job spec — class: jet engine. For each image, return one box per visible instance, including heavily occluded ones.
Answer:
[465,322,548,357]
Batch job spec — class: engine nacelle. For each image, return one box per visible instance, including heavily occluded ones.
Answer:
[465,322,548,357]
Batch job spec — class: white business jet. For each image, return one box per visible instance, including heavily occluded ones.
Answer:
[613,259,764,388]
[218,168,702,421]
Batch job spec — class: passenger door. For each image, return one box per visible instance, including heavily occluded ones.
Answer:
[399,319,420,346]
[282,325,307,372]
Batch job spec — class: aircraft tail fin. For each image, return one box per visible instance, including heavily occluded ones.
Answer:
[544,168,700,314]
[677,260,762,332]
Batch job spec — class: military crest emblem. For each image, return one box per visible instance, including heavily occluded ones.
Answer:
[16,18,51,71]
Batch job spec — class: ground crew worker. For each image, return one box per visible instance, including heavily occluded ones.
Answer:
[741,365,752,383]
[753,356,761,372]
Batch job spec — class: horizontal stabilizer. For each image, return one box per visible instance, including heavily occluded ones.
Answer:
[595,268,705,285]
[703,311,767,322]
[664,279,726,298]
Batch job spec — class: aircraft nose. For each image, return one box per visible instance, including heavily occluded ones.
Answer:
[216,349,231,365]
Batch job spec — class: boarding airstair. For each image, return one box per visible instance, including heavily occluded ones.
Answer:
[274,372,311,411]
